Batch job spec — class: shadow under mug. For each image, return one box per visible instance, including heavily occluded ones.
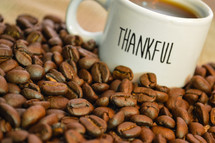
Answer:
[66,0,213,87]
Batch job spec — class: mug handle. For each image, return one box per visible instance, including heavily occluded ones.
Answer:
[66,0,111,44]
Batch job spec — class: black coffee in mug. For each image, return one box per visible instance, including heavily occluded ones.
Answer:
[129,0,200,18]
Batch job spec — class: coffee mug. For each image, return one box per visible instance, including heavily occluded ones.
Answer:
[66,0,213,87]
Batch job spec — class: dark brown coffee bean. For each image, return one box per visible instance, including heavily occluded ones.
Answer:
[3,93,26,108]
[6,129,28,142]
[39,113,58,126]
[110,79,121,91]
[195,102,209,125]
[4,24,22,39]
[80,115,107,137]
[95,96,109,107]
[108,111,125,129]
[7,83,21,94]
[0,59,18,73]
[21,105,46,128]
[118,78,133,94]
[152,126,175,141]
[22,88,44,100]
[67,98,94,116]
[15,48,32,66]
[92,83,109,93]
[108,131,123,143]
[120,106,140,120]
[159,106,173,117]
[130,114,153,127]
[0,102,20,128]
[0,76,8,95]
[153,134,167,143]
[29,123,52,141]
[60,61,76,80]
[65,122,86,134]
[64,129,85,143]
[6,69,30,84]
[47,96,69,110]
[78,57,99,70]
[189,122,206,136]
[132,87,156,103]
[77,46,98,58]
[172,107,191,125]
[186,133,207,143]
[27,134,43,143]
[53,51,63,66]
[46,109,66,120]
[0,45,12,63]
[46,69,66,83]
[93,107,115,122]
[190,75,211,94]
[41,81,68,96]
[117,122,141,138]
[184,89,208,105]
[65,81,83,99]
[82,82,98,102]
[111,92,137,107]
[91,62,110,83]
[78,68,93,84]
[203,132,215,143]
[195,66,207,77]
[140,126,154,142]
[156,115,175,128]
[42,25,58,39]
[176,117,188,139]
[62,45,80,62]
[23,99,50,110]
[17,14,38,25]
[26,30,43,43]
[71,75,84,86]
[44,61,57,73]
[48,36,62,46]
[155,90,169,103]
[26,64,45,80]
[203,64,215,76]
[139,73,157,88]
[140,102,159,120]
[112,65,133,81]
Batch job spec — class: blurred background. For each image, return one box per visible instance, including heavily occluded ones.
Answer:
[0,0,214,65]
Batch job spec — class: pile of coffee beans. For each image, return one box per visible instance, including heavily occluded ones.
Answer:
[0,13,215,143]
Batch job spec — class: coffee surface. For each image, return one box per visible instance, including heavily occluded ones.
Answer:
[129,0,199,18]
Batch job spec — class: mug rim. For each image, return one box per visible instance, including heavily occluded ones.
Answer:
[121,0,213,24]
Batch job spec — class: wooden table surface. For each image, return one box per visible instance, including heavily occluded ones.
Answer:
[0,0,214,65]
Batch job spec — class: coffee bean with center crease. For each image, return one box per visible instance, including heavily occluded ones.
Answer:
[139,73,157,88]
[108,111,124,129]
[65,81,83,99]
[41,81,68,96]
[93,107,115,122]
[194,102,209,125]
[130,114,153,127]
[139,126,154,142]
[140,101,159,120]
[176,117,188,139]
[132,87,156,103]
[45,69,66,83]
[112,65,133,81]
[0,76,8,95]
[91,61,110,83]
[0,43,13,63]
[67,98,94,116]
[80,115,107,137]
[152,126,175,141]
[110,92,137,107]
[117,122,141,138]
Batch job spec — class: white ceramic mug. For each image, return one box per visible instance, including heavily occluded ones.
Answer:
[66,0,213,87]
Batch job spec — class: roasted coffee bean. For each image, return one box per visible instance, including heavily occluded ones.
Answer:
[62,45,79,62]
[47,96,69,110]
[130,114,153,127]
[64,129,85,143]
[189,122,206,136]
[92,83,109,93]
[0,119,12,133]
[3,93,26,108]
[53,51,63,65]
[152,126,175,141]
[60,61,76,80]
[176,117,188,139]
[44,61,57,73]
[153,134,167,143]
[172,107,191,125]
[117,122,141,138]
[91,62,110,83]
[23,99,50,109]
[26,64,45,80]
[93,107,115,122]
[39,113,58,126]
[203,132,215,143]
[140,126,154,142]
[78,56,99,70]
[46,109,66,120]
[27,134,43,143]
[112,65,133,80]
[0,102,20,128]
[6,69,30,84]
[22,88,44,100]
[184,89,208,104]
[21,105,46,128]
[82,82,98,102]
[67,98,94,116]
[190,75,211,94]
[194,102,209,125]
[65,122,86,134]
[210,108,215,125]
[26,31,43,43]
[111,92,137,107]
[156,115,175,128]
[66,81,83,99]
[169,139,189,143]
[0,76,8,95]
[139,73,157,88]
[120,106,140,120]
[140,102,159,120]
[80,115,107,137]
[108,111,125,129]
[95,96,109,107]
[41,81,68,96]
[108,131,123,143]
[77,46,98,58]
[0,59,18,73]
[7,83,21,94]
[155,90,169,103]
[29,123,52,141]
[6,129,29,142]
[132,87,156,103]
[46,69,66,83]
[118,78,133,94]
[186,134,207,143]
[159,106,173,117]
[78,68,93,84]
